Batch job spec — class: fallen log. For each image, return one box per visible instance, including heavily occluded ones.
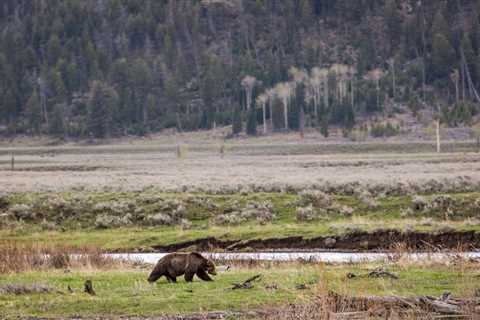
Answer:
[328,291,479,316]
[230,274,261,290]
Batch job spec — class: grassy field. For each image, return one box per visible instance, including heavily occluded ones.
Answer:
[0,262,478,318]
[1,191,480,251]
[1,138,480,318]
[1,136,479,194]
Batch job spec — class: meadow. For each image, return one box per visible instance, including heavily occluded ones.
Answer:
[1,135,480,318]
[0,243,478,319]
[0,134,479,194]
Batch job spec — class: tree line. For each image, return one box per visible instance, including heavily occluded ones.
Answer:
[0,0,480,138]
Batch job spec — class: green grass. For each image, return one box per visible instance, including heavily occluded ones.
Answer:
[2,191,480,251]
[0,263,477,318]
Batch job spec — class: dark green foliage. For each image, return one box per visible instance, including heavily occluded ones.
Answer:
[442,102,477,126]
[87,81,118,138]
[246,107,257,136]
[432,33,456,79]
[25,89,42,135]
[370,122,400,138]
[0,1,478,138]
[232,105,242,135]
[49,103,65,137]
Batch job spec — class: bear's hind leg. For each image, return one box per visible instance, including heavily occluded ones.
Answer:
[196,269,213,281]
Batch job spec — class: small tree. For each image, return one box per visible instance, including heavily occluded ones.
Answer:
[49,103,66,137]
[88,81,118,138]
[25,89,42,134]
[232,105,242,135]
[246,107,257,136]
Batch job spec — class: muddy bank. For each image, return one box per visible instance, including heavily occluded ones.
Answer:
[151,230,480,252]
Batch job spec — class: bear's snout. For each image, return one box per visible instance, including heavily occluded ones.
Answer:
[147,272,160,283]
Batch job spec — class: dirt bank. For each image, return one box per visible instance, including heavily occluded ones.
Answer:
[151,230,480,252]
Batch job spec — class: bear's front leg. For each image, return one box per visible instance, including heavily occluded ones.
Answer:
[196,269,213,281]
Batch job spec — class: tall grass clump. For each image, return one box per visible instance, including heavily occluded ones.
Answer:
[0,241,122,273]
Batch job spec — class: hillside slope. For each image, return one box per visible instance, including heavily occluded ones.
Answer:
[0,0,479,138]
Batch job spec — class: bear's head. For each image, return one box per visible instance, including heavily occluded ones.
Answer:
[147,268,161,283]
[205,259,217,275]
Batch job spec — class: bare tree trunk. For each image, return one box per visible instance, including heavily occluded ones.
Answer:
[299,107,305,139]
[351,78,354,109]
[262,103,267,134]
[389,59,396,101]
[436,119,441,153]
[422,58,426,101]
[461,47,480,103]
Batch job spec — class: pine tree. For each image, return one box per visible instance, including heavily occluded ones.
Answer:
[432,33,456,79]
[87,81,118,138]
[47,34,61,66]
[232,104,242,135]
[25,89,42,134]
[49,103,65,136]
[320,116,329,137]
[246,106,257,136]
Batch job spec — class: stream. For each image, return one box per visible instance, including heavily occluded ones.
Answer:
[108,251,480,264]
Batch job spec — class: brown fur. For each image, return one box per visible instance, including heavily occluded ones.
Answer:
[147,252,216,283]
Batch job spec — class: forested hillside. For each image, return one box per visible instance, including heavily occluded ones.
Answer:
[0,0,480,138]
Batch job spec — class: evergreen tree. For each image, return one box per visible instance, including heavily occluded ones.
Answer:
[432,33,456,79]
[246,106,257,136]
[232,104,242,135]
[25,89,42,134]
[87,81,118,138]
[49,103,65,136]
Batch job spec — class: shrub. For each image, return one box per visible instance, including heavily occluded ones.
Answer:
[370,122,400,137]
[298,190,332,208]
[296,205,318,221]
[410,196,428,213]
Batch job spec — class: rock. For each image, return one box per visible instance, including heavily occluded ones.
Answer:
[324,237,337,248]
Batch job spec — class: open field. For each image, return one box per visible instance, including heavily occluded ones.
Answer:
[1,259,478,319]
[1,191,480,251]
[0,135,480,193]
[2,137,480,318]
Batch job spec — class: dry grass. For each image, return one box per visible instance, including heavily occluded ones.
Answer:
[0,138,479,194]
[0,241,128,273]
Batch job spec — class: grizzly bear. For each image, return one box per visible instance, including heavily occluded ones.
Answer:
[147,252,217,283]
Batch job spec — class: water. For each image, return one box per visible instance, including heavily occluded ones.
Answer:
[108,251,480,264]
